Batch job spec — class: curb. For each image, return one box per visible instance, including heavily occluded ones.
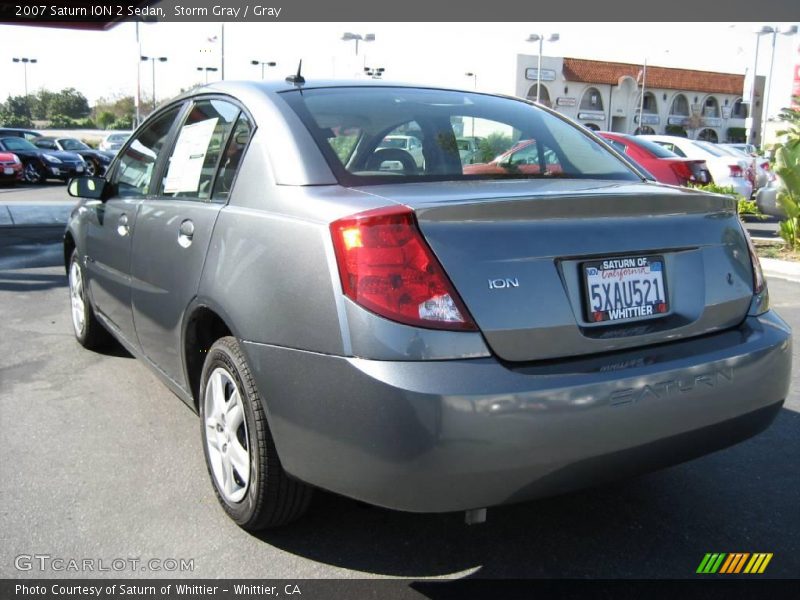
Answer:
[761,257,800,284]
[0,201,74,228]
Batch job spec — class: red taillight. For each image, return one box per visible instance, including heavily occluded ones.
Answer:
[669,161,693,185]
[729,164,744,178]
[330,206,477,331]
[760,160,770,171]
[743,228,767,296]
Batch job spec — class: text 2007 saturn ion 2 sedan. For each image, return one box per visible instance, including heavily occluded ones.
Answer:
[64,81,792,530]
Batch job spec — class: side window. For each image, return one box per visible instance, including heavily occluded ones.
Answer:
[161,99,240,200]
[113,106,181,198]
[368,122,425,172]
[451,116,518,165]
[211,112,253,201]
[508,141,538,165]
[607,139,627,154]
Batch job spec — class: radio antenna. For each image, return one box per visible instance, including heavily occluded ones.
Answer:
[286,60,305,85]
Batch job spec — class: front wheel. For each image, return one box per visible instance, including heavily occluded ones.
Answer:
[200,336,312,530]
[23,162,45,184]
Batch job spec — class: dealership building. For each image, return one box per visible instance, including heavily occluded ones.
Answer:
[514,55,765,144]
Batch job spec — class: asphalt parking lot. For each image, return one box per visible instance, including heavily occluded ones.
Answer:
[0,187,798,582]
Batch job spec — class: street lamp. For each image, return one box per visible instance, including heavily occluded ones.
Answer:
[140,55,167,112]
[525,33,559,103]
[250,59,277,79]
[762,25,798,126]
[364,66,385,79]
[197,66,219,84]
[11,57,37,98]
[465,73,478,138]
[341,32,375,56]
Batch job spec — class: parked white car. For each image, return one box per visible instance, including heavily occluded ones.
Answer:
[377,134,425,169]
[755,177,786,218]
[98,132,132,153]
[640,135,753,199]
[718,143,773,190]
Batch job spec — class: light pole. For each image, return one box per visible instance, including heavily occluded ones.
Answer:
[11,57,37,98]
[197,66,219,84]
[140,55,167,112]
[525,33,559,103]
[465,72,478,138]
[364,66,385,79]
[251,60,277,79]
[341,32,375,56]
[762,25,798,127]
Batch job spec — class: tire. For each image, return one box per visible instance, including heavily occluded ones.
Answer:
[68,249,111,349]
[23,161,45,184]
[200,336,312,530]
[84,158,98,177]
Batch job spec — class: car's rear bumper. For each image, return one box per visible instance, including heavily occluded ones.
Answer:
[756,184,785,218]
[242,310,792,513]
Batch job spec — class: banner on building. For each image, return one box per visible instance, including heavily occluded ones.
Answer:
[742,66,754,104]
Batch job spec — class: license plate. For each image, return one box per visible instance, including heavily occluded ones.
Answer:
[583,255,668,323]
[76,166,84,172]
[3,167,13,175]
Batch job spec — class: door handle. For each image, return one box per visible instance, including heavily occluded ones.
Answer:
[116,213,129,237]
[178,219,194,248]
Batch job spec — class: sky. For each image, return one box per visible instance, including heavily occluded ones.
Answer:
[1,21,798,121]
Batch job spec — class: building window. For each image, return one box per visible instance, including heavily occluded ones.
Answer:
[526,84,551,107]
[702,97,720,118]
[642,92,657,114]
[670,94,689,116]
[697,128,718,142]
[579,87,603,111]
[732,98,748,119]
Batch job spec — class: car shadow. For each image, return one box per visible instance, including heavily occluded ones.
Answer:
[254,405,800,579]
[96,335,134,359]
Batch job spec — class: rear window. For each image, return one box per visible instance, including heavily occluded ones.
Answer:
[631,136,678,159]
[281,87,640,185]
[694,141,725,157]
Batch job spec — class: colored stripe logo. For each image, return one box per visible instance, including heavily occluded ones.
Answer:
[696,553,773,574]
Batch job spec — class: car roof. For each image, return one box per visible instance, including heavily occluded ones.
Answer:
[0,128,41,136]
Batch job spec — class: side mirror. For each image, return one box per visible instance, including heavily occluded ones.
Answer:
[68,176,107,200]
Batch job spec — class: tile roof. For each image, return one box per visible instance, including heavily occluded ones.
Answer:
[562,58,745,96]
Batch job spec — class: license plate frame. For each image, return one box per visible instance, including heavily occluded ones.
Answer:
[582,255,669,324]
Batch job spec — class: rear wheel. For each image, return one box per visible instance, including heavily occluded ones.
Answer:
[68,249,111,349]
[84,158,99,177]
[200,336,312,530]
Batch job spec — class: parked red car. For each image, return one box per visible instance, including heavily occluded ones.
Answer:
[0,151,23,184]
[463,139,564,176]
[599,132,712,187]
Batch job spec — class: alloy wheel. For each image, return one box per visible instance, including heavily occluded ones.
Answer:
[204,367,251,503]
[24,162,42,184]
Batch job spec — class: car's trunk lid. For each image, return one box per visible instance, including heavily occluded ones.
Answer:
[350,180,754,362]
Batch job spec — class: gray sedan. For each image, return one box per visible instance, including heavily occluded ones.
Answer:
[64,81,792,530]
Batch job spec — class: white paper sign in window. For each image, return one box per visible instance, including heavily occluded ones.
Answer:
[163,117,218,194]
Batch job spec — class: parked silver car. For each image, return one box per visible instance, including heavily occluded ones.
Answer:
[65,81,792,530]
